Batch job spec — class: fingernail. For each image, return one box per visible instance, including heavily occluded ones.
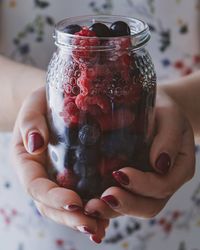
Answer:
[64,204,82,212]
[28,132,44,153]
[101,195,119,208]
[77,226,95,234]
[84,210,101,218]
[112,171,129,185]
[155,153,171,174]
[90,235,102,244]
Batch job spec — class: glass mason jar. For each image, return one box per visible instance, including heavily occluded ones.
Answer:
[46,15,156,201]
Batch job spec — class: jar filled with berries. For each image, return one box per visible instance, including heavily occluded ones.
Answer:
[46,15,157,200]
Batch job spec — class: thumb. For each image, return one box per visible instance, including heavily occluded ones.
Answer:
[18,87,49,155]
[150,95,185,174]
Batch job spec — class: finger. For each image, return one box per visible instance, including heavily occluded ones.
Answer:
[101,187,168,218]
[90,219,110,244]
[84,198,120,219]
[18,87,49,154]
[34,201,98,235]
[112,123,195,199]
[12,138,83,211]
[150,96,186,174]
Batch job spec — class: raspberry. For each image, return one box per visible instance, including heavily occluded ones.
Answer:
[72,27,100,64]
[77,76,90,96]
[120,54,131,66]
[77,27,96,37]
[114,84,142,104]
[77,65,112,96]
[60,96,80,126]
[105,37,132,61]
[56,169,79,189]
[75,94,111,114]
[118,54,131,81]
[64,84,80,97]
[63,61,81,97]
[99,157,126,176]
[97,108,135,131]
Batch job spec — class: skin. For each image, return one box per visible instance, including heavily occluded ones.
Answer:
[0,55,45,131]
[0,55,198,242]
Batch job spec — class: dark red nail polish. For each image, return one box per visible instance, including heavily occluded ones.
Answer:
[28,132,44,152]
[85,210,101,218]
[65,204,82,211]
[101,195,119,208]
[90,235,102,244]
[155,153,171,174]
[112,171,129,185]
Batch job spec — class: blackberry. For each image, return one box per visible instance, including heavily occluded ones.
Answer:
[63,24,82,34]
[89,22,111,37]
[110,21,131,37]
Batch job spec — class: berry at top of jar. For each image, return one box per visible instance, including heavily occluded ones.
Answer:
[63,21,131,37]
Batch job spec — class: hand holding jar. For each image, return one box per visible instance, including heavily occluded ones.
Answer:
[12,15,195,243]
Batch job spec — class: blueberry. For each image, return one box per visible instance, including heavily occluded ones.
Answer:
[63,24,82,34]
[63,126,79,147]
[75,146,100,164]
[101,128,137,158]
[77,176,101,200]
[79,124,101,146]
[110,21,131,37]
[89,23,111,37]
[73,161,98,178]
[64,147,76,168]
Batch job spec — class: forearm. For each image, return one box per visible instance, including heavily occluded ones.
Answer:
[160,71,200,140]
[0,55,45,131]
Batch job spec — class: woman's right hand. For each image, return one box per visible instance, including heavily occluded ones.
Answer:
[12,87,108,244]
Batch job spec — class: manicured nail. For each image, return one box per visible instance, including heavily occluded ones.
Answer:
[84,210,101,218]
[28,132,44,153]
[155,153,171,174]
[77,226,95,234]
[64,204,82,212]
[112,171,129,185]
[101,195,119,208]
[90,235,102,244]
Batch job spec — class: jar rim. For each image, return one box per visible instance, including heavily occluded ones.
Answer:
[54,15,151,50]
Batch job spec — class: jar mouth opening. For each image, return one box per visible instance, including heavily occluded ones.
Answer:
[54,15,150,50]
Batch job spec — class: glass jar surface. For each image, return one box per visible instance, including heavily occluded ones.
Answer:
[46,15,157,200]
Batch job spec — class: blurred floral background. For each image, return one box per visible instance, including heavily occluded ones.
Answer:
[1,1,200,250]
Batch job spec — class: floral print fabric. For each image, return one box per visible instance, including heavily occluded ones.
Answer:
[1,0,200,79]
[1,1,200,249]
[1,133,200,250]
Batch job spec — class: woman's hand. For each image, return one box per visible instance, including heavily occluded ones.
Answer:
[12,87,108,244]
[84,89,196,219]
